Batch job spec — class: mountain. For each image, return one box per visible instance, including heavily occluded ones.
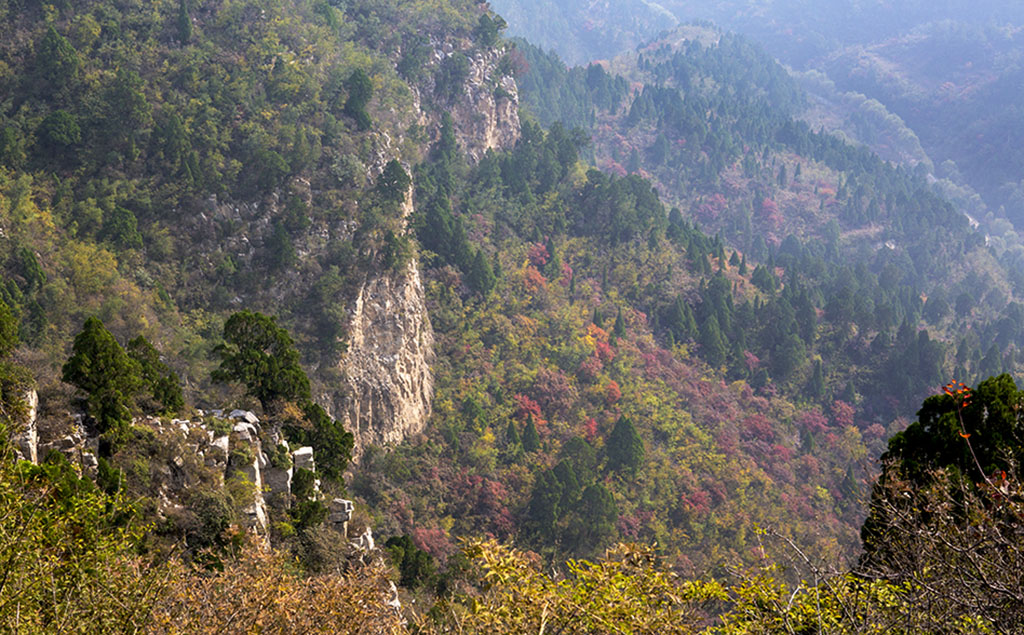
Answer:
[491,0,1024,247]
[2,0,1024,630]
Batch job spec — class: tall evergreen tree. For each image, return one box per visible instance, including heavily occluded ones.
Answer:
[212,311,311,412]
[606,416,644,474]
[467,249,497,296]
[127,336,184,415]
[343,69,373,130]
[62,318,140,440]
[522,418,541,453]
[698,314,727,368]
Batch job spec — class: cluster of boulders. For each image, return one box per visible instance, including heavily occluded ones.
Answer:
[9,395,400,614]
[11,398,366,548]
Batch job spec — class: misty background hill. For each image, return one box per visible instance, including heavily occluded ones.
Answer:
[492,0,1024,238]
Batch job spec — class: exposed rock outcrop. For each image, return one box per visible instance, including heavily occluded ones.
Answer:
[12,389,38,464]
[443,45,521,163]
[338,44,520,452]
[339,252,435,452]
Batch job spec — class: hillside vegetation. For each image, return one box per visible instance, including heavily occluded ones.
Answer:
[1,0,1024,631]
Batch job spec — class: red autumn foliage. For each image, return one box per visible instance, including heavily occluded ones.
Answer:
[743,350,760,372]
[617,512,642,539]
[583,417,598,441]
[560,261,574,286]
[605,380,622,405]
[411,527,455,564]
[595,340,615,364]
[523,266,547,293]
[696,193,728,222]
[796,407,828,434]
[831,399,855,428]
[741,413,774,442]
[532,368,579,418]
[578,355,603,383]
[759,197,782,226]
[513,393,547,432]
[506,47,529,77]
[683,489,711,515]
[527,243,550,268]
[865,423,886,438]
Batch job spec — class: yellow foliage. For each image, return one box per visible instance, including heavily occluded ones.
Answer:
[150,547,405,634]
[66,241,119,298]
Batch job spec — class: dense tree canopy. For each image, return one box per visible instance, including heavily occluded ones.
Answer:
[62,317,140,439]
[212,311,311,412]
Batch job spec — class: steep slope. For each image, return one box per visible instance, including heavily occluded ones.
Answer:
[517,31,1024,406]
[338,28,1024,571]
[493,1,1024,237]
[0,0,520,453]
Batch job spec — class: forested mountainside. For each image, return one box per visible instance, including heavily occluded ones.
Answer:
[348,21,1024,582]
[517,29,1024,402]
[0,0,521,450]
[819,22,1024,227]
[491,0,1024,67]
[2,0,1024,631]
[492,0,1024,247]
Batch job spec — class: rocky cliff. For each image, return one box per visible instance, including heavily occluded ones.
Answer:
[337,44,521,453]
[338,207,436,451]
[444,45,522,162]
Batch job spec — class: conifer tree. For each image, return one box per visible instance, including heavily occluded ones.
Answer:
[506,419,521,447]
[808,358,825,400]
[127,336,184,415]
[36,26,80,91]
[0,300,17,359]
[522,418,540,452]
[467,249,497,296]
[606,416,644,474]
[177,0,192,43]
[212,311,311,412]
[613,307,626,338]
[62,318,140,440]
[698,314,727,368]
[343,69,373,131]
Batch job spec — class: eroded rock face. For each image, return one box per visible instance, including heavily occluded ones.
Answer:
[339,252,435,452]
[336,45,519,453]
[445,46,521,163]
[12,389,38,464]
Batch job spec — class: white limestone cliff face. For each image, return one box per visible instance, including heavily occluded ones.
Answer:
[12,389,38,464]
[340,255,434,451]
[337,42,520,454]
[339,189,435,452]
[445,46,521,162]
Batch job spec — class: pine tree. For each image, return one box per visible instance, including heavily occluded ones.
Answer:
[613,307,626,338]
[506,420,521,447]
[522,418,541,452]
[343,69,373,131]
[376,159,411,203]
[606,416,644,474]
[698,315,727,368]
[808,359,825,400]
[177,0,192,43]
[212,311,311,412]
[467,249,497,296]
[62,318,141,441]
[127,336,184,415]
[36,26,80,91]
[0,299,17,359]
